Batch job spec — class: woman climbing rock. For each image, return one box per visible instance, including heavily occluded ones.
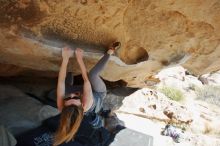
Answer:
[55,42,120,145]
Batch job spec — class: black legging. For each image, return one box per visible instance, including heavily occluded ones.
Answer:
[88,53,110,93]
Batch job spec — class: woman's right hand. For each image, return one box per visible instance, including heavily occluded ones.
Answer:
[62,47,74,60]
[75,48,84,61]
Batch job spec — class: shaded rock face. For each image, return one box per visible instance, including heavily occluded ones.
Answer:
[0,85,59,135]
[0,0,220,87]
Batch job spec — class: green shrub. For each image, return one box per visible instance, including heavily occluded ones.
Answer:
[159,86,184,101]
[195,85,220,106]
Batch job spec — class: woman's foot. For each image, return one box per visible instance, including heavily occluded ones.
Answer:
[107,41,121,55]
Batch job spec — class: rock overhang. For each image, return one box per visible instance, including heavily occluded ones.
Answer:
[0,0,220,87]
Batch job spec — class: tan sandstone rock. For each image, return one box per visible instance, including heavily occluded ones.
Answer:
[0,0,220,87]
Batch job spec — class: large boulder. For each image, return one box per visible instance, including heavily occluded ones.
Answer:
[1,0,220,87]
[118,88,193,125]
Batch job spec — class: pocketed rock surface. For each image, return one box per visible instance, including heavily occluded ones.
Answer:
[0,0,220,87]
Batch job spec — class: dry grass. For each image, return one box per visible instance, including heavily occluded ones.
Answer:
[195,85,220,106]
[159,86,184,101]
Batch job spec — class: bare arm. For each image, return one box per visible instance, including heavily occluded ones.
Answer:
[57,47,73,111]
[75,48,93,111]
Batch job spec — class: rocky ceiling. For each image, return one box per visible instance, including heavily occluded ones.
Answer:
[0,0,220,87]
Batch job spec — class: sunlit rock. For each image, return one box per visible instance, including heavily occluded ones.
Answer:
[0,0,220,87]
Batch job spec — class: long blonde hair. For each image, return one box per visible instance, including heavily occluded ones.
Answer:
[53,105,83,146]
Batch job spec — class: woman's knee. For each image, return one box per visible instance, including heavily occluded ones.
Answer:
[89,71,97,80]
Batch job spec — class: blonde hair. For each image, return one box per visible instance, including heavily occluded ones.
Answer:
[53,105,83,146]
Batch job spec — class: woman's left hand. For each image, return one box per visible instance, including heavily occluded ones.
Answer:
[75,48,84,61]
